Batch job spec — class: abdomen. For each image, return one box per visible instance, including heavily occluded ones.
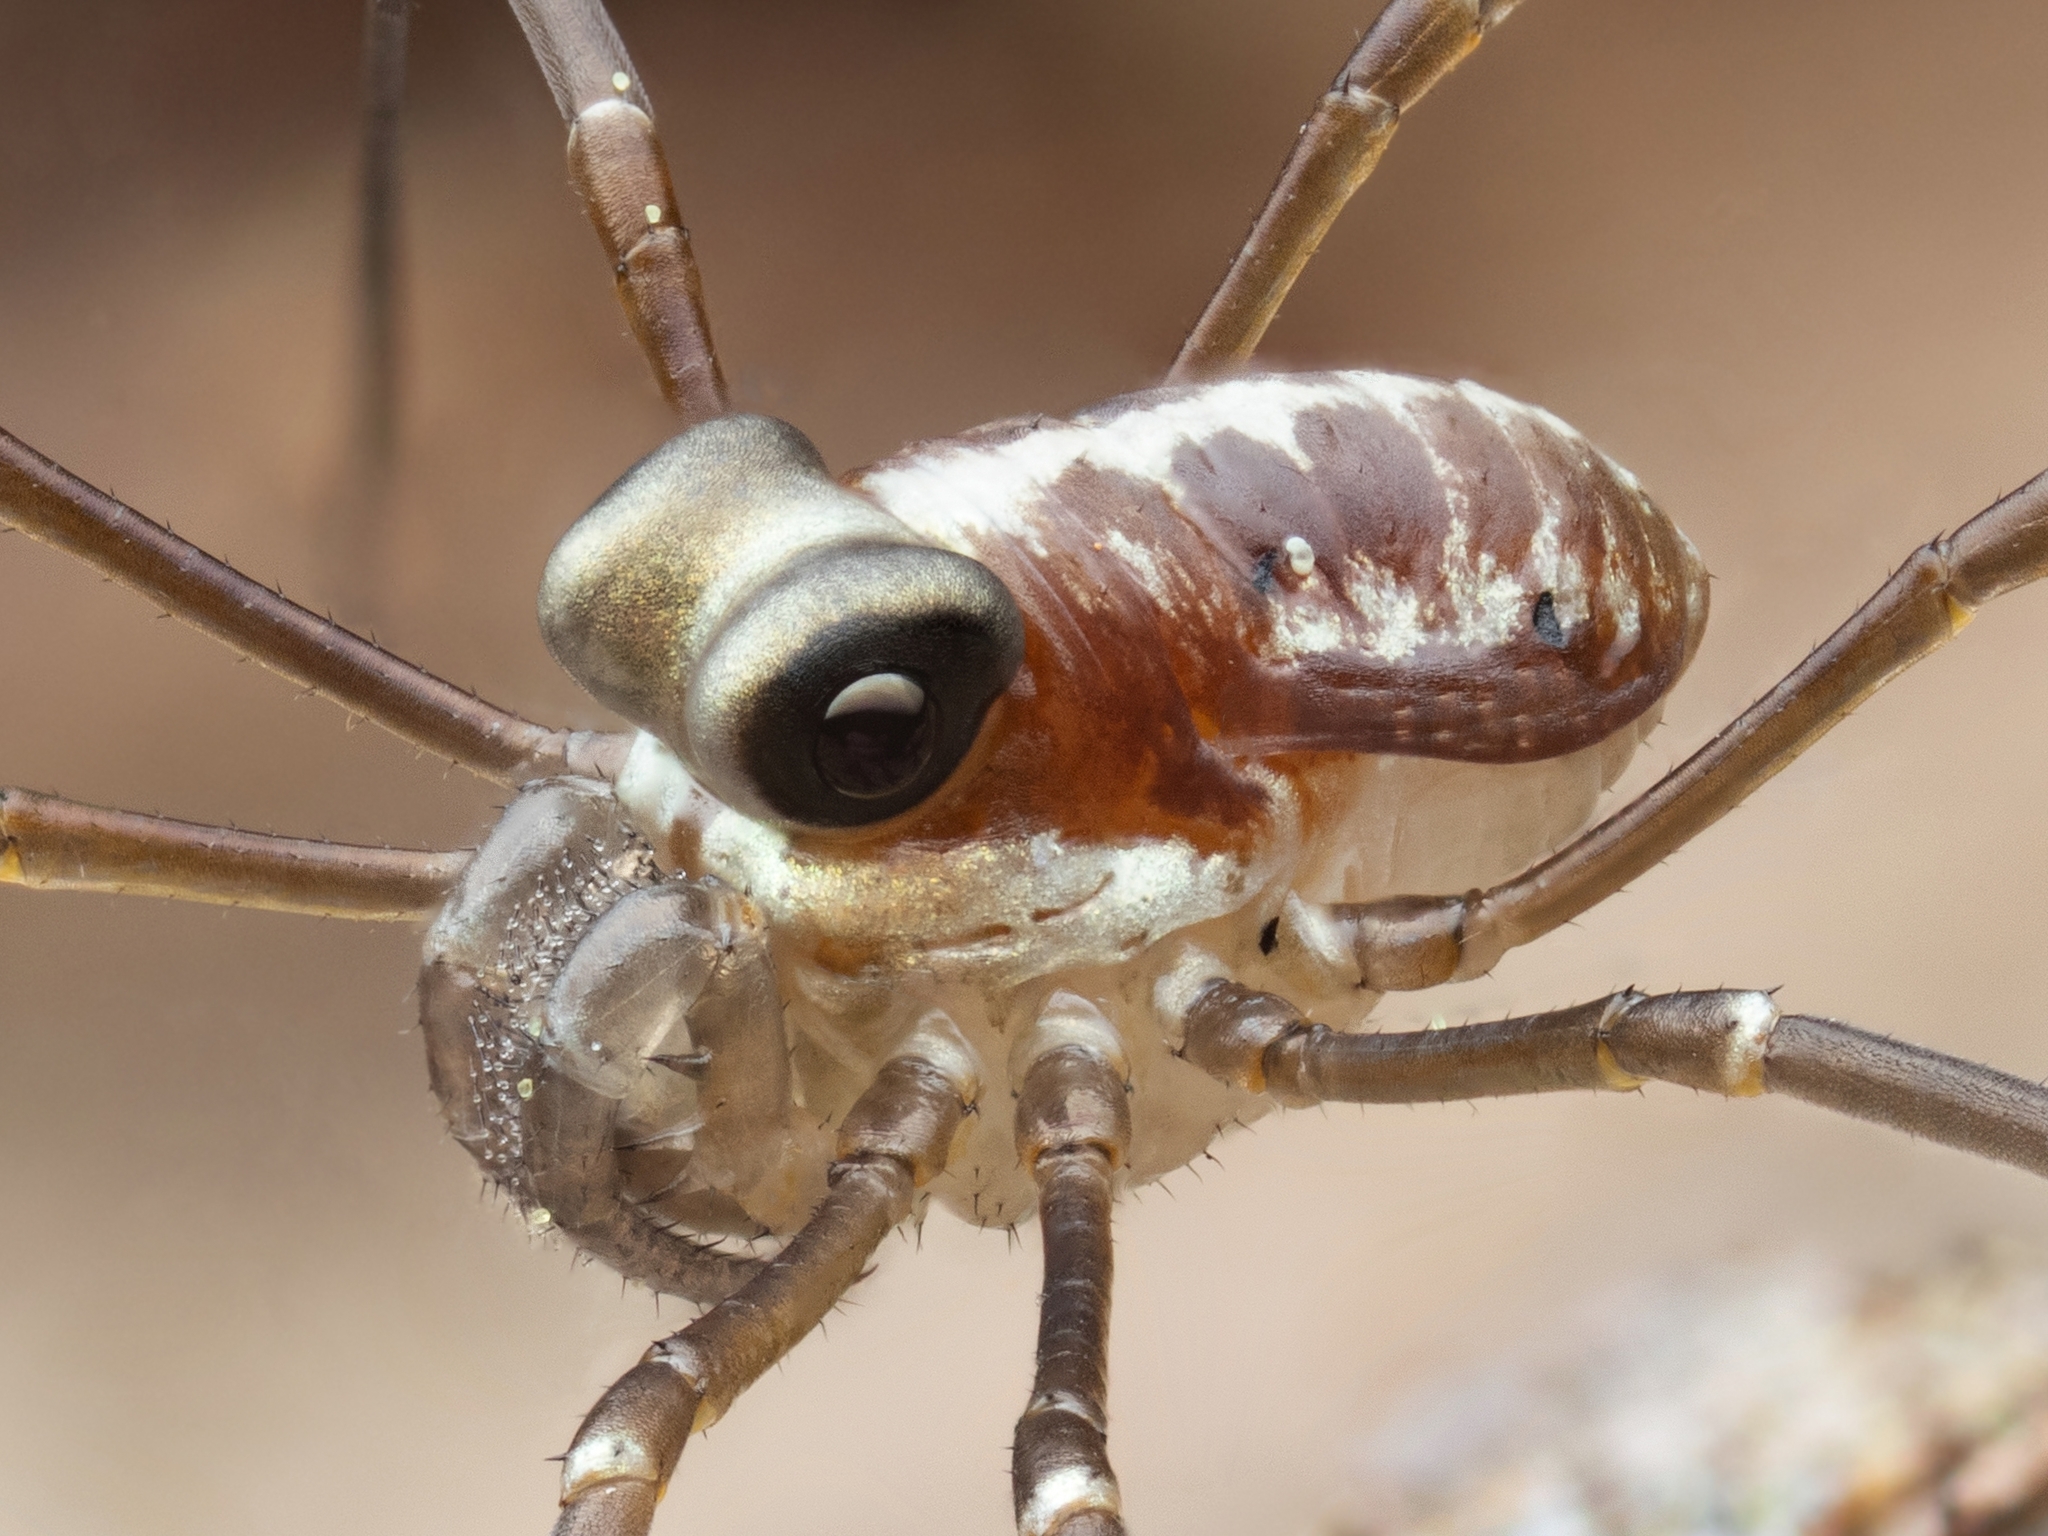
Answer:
[854,371,1707,857]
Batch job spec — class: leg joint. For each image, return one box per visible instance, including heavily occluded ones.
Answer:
[1603,989,1781,1096]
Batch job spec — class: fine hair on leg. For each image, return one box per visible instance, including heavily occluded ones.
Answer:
[0,427,624,784]
[548,1038,975,1536]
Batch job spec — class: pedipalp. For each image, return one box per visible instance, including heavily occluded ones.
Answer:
[550,1034,976,1536]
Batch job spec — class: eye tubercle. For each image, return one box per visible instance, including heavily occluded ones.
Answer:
[537,414,1025,827]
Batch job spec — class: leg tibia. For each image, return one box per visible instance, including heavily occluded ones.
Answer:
[0,787,466,919]
[0,427,610,783]
[1171,0,1523,377]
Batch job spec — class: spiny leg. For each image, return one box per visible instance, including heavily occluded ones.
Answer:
[1011,999,1134,1536]
[1169,0,1523,381]
[550,1024,976,1536]
[508,0,728,423]
[0,788,466,919]
[321,0,414,615]
[0,428,620,785]
[1267,463,2048,995]
[1178,982,2048,1178]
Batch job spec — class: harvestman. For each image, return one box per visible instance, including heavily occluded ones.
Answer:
[6,3,2048,1535]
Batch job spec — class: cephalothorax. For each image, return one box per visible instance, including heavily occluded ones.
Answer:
[6,3,2048,1535]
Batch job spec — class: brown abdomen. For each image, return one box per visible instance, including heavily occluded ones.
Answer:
[854,371,1707,844]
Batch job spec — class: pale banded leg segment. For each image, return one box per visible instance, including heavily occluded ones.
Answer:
[1179,982,2048,1178]
[0,428,618,784]
[0,788,467,919]
[1267,464,2048,996]
[551,1038,976,1536]
[1012,998,1134,1536]
[1170,0,1523,380]
[508,0,728,423]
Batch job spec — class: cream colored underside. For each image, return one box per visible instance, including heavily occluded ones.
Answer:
[615,714,1656,1227]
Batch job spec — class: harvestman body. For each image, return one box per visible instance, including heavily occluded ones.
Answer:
[5,3,2048,1535]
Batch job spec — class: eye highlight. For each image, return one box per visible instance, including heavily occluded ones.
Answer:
[815,673,937,799]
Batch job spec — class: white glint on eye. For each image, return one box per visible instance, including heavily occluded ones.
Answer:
[611,71,631,93]
[825,672,926,720]
[1284,535,1316,577]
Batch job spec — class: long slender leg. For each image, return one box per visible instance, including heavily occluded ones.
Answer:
[1269,464,2048,994]
[508,0,727,424]
[322,0,413,615]
[1178,981,2048,1178]
[0,428,622,784]
[549,1024,976,1536]
[1169,0,1523,381]
[0,788,466,919]
[1012,998,1133,1536]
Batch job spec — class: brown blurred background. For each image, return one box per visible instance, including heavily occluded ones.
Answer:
[3,2,2047,1532]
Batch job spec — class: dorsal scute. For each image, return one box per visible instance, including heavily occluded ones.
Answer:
[857,370,1708,772]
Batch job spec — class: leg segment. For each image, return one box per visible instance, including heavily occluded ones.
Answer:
[321,0,413,613]
[507,0,728,423]
[1169,0,1523,381]
[1012,998,1133,1536]
[0,787,466,919]
[1272,464,2048,994]
[1179,982,2048,1177]
[550,1030,976,1536]
[0,428,618,784]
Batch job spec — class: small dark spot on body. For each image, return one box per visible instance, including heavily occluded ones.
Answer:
[1251,548,1279,593]
[1533,590,1567,649]
[1258,917,1280,955]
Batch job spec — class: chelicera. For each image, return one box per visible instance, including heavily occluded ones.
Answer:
[5,3,2048,1535]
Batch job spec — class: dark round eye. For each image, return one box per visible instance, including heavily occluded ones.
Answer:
[685,540,1024,828]
[814,672,937,798]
